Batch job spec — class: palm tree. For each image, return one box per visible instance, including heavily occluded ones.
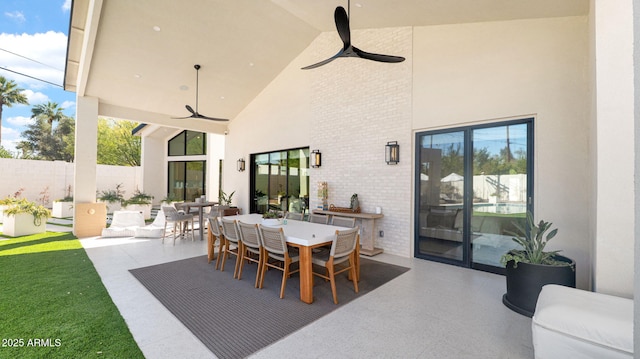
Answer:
[31,101,65,135]
[0,76,29,145]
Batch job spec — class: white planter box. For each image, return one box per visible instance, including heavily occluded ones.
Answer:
[3,212,47,237]
[52,201,74,218]
[0,205,6,224]
[123,204,152,220]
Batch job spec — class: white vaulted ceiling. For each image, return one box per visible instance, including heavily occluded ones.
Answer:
[65,0,588,133]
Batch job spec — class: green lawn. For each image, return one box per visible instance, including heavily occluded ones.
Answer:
[0,232,144,359]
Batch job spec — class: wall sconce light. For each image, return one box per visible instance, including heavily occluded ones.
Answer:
[310,149,322,168]
[237,158,245,172]
[385,141,399,165]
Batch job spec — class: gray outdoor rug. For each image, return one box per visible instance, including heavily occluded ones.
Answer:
[130,255,409,359]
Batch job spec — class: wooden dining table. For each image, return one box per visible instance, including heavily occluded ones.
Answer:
[224,213,357,304]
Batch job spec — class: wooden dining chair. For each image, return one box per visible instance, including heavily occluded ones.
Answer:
[311,227,360,304]
[220,218,242,278]
[237,221,263,288]
[207,216,224,270]
[308,213,329,224]
[331,216,356,228]
[258,225,300,299]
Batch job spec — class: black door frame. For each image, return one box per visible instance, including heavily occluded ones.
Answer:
[414,118,534,274]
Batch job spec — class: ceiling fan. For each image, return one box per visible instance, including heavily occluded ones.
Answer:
[173,64,228,122]
[301,1,405,70]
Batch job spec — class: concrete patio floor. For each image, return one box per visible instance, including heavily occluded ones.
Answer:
[1,217,534,358]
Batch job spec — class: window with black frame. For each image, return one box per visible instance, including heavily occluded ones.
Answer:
[167,131,207,201]
[168,130,206,156]
[250,148,310,215]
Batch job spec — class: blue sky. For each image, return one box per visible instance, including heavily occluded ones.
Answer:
[0,0,75,154]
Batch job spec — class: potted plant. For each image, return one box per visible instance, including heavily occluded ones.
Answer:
[98,184,125,213]
[52,195,74,218]
[218,190,240,216]
[160,193,178,206]
[122,189,154,219]
[2,199,51,237]
[501,211,576,317]
[0,196,22,224]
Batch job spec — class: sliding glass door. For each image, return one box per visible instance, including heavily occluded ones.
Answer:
[415,119,533,273]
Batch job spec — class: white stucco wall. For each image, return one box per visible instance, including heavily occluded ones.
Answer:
[141,135,166,204]
[594,0,635,297]
[633,0,640,351]
[413,17,591,289]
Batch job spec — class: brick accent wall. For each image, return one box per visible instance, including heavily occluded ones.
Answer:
[307,27,413,257]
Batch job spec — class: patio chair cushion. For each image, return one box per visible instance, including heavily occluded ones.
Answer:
[532,284,633,359]
[101,210,145,238]
[134,208,166,238]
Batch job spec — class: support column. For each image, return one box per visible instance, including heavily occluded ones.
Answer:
[594,0,635,296]
[73,96,106,237]
[632,0,639,353]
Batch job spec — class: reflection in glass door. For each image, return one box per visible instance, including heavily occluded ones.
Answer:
[415,119,532,273]
[250,148,310,215]
[471,124,529,270]
[416,131,466,263]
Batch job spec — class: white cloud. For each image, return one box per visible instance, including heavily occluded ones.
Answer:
[60,100,76,109]
[62,0,72,12]
[1,125,23,153]
[4,11,26,23]
[6,116,33,127]
[0,31,67,90]
[21,89,50,105]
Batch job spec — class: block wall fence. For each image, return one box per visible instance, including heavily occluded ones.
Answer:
[0,158,141,207]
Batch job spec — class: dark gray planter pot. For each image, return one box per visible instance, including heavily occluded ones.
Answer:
[502,254,576,317]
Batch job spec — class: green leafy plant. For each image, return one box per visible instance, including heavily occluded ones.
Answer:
[98,183,125,203]
[161,193,178,203]
[123,189,153,205]
[55,195,74,202]
[4,200,52,226]
[500,211,570,267]
[0,196,21,206]
[219,190,235,206]
[262,210,279,219]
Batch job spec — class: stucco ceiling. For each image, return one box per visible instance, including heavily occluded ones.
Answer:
[65,0,588,134]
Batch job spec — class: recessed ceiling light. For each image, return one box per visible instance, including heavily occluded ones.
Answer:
[248,62,254,67]
[220,96,225,100]
[153,25,161,32]
[134,74,141,78]
[179,85,188,91]
[355,3,362,7]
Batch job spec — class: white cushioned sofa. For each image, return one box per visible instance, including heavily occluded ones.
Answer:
[532,284,633,359]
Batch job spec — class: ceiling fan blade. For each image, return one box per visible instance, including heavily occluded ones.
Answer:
[171,115,195,119]
[195,114,230,122]
[185,105,196,114]
[301,49,346,70]
[334,6,351,48]
[353,47,405,63]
